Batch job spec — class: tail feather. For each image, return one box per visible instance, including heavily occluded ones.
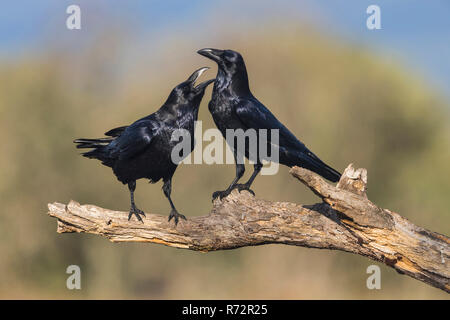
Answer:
[74,126,129,166]
[74,137,116,166]
[295,151,341,182]
[74,138,114,149]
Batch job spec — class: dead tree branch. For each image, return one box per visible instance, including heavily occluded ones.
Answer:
[48,164,449,293]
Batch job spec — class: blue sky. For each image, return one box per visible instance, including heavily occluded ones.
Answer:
[1,1,449,97]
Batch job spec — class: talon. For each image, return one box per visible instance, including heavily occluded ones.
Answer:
[212,189,231,202]
[233,184,255,196]
[168,209,186,226]
[212,192,220,201]
[246,188,255,196]
[128,205,146,223]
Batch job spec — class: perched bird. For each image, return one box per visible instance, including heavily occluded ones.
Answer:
[198,48,341,200]
[74,67,214,224]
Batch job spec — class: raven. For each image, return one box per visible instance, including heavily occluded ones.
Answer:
[74,67,214,224]
[198,48,341,200]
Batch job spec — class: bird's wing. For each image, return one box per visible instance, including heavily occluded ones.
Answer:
[111,120,157,161]
[234,98,306,150]
[234,98,341,181]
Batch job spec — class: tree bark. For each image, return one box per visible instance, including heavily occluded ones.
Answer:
[47,164,449,293]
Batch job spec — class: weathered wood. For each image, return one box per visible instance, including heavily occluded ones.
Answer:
[47,164,449,293]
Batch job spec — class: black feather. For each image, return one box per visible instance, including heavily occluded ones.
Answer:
[198,48,341,198]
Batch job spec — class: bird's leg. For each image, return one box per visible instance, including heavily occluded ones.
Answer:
[232,162,262,196]
[128,181,145,222]
[212,161,245,201]
[163,178,186,225]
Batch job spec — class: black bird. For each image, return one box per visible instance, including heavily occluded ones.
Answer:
[74,67,214,224]
[197,48,341,200]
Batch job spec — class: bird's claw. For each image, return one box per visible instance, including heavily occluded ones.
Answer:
[233,183,255,196]
[212,189,232,202]
[168,209,186,226]
[128,205,146,223]
[212,184,255,201]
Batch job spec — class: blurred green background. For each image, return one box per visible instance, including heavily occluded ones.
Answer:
[0,1,449,299]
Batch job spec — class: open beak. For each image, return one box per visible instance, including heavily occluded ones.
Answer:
[187,67,215,92]
[197,48,224,62]
[194,78,215,91]
[187,66,210,85]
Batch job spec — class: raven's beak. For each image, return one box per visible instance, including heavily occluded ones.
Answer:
[187,67,210,86]
[197,48,224,62]
[194,78,215,91]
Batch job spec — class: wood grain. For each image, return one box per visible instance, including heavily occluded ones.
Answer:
[48,164,449,293]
